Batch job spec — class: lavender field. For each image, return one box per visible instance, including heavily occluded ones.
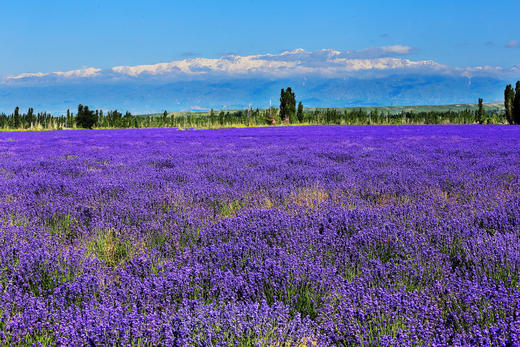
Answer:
[0,125,519,345]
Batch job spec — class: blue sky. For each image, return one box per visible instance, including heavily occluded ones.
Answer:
[1,0,520,76]
[1,0,519,112]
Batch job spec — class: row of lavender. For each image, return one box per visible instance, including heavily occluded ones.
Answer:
[0,125,519,345]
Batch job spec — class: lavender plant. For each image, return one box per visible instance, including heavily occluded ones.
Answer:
[0,125,519,345]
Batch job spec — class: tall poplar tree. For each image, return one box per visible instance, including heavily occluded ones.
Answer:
[477,98,484,124]
[296,101,304,123]
[279,87,296,122]
[13,107,21,128]
[505,84,515,124]
[27,107,34,127]
[280,88,288,121]
[287,88,296,122]
[514,81,520,125]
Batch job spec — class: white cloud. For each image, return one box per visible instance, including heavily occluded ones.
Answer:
[55,67,101,78]
[3,47,516,84]
[8,67,101,80]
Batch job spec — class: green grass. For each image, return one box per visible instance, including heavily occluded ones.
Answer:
[46,213,78,241]
[263,278,323,320]
[88,229,133,267]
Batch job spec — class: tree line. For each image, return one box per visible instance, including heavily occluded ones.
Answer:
[504,81,520,124]
[0,105,142,130]
[0,86,515,130]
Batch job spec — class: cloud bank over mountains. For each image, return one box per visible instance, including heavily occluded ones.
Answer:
[5,46,514,83]
[0,46,518,113]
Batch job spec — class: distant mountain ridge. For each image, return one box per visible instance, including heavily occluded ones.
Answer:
[0,74,508,114]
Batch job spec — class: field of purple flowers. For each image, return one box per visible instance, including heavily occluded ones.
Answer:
[0,125,519,345]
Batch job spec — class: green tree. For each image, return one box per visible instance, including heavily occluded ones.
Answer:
[476,98,484,124]
[514,81,520,125]
[279,87,296,122]
[279,88,287,121]
[13,107,21,128]
[265,107,276,125]
[27,107,34,127]
[162,110,168,125]
[66,109,72,128]
[505,84,515,124]
[287,90,296,123]
[76,104,97,129]
[296,101,304,123]
[209,109,215,126]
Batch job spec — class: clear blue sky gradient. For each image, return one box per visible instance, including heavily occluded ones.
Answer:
[1,0,519,76]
